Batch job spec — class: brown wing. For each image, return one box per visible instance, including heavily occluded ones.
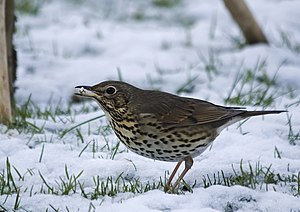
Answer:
[134,90,245,128]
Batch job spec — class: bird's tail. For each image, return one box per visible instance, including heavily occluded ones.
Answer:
[242,110,286,118]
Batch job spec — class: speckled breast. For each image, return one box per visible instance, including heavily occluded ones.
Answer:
[108,116,216,162]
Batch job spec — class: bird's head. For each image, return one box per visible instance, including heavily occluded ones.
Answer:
[75,81,138,119]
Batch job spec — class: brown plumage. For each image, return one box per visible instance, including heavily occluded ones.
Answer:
[75,80,285,192]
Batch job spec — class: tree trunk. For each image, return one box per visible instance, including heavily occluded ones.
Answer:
[0,0,16,125]
[223,0,268,45]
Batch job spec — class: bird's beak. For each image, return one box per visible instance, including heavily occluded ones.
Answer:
[74,85,97,98]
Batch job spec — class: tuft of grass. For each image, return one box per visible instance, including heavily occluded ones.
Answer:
[39,165,84,196]
[58,166,84,195]
[203,161,278,190]
[0,158,19,195]
[7,95,81,136]
[39,167,165,199]
[18,95,76,120]
[0,159,26,211]
[90,173,165,199]
[224,58,284,107]
[201,160,300,196]
[8,96,44,135]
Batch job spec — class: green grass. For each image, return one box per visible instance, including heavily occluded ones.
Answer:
[1,157,299,212]
[40,165,84,196]
[224,57,300,109]
[0,159,23,211]
[4,95,104,146]
[38,167,165,199]
[89,174,164,199]
[224,58,283,107]
[201,160,300,197]
[8,99,45,135]
[0,158,19,195]
[7,96,74,135]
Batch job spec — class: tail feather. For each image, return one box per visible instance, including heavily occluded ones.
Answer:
[241,110,286,118]
[214,110,286,133]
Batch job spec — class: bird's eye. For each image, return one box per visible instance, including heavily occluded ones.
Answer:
[105,86,116,95]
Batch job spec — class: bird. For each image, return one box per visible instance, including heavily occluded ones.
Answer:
[74,80,285,192]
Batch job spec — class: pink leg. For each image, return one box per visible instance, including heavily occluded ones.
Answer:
[164,160,183,192]
[173,156,193,189]
[164,156,194,192]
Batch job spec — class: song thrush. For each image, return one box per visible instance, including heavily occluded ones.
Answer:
[74,81,285,192]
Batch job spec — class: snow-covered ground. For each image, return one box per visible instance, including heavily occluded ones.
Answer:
[1,0,300,211]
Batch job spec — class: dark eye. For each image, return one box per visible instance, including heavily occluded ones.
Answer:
[105,86,116,95]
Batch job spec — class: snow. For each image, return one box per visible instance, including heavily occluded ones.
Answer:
[1,0,300,211]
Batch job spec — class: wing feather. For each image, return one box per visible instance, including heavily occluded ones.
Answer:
[134,90,245,128]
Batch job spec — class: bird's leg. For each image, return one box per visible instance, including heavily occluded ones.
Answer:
[164,160,183,192]
[164,156,194,192]
[172,156,193,189]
